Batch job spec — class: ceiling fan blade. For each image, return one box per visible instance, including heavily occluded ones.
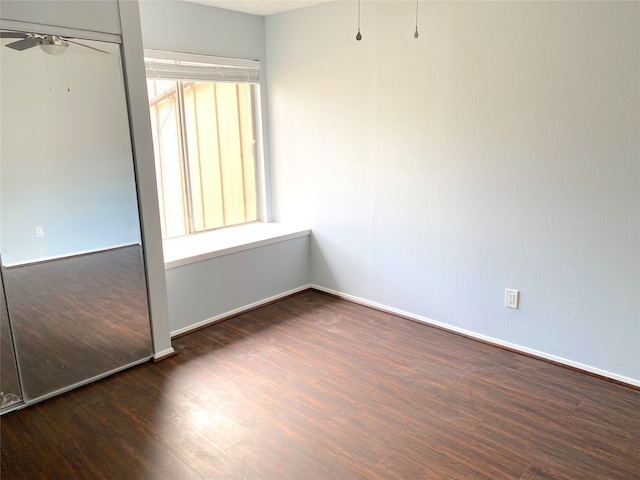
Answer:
[5,38,39,51]
[64,39,109,54]
[0,31,27,39]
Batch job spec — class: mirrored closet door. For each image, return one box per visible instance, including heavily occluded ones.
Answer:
[0,30,153,409]
[1,260,22,409]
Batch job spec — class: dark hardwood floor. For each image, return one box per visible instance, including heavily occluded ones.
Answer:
[2,246,152,401]
[1,289,638,479]
[1,274,21,407]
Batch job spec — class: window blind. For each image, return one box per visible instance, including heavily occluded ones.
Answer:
[145,58,259,84]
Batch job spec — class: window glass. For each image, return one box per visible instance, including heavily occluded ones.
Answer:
[146,56,260,239]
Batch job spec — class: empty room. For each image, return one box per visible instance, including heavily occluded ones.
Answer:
[1,0,638,478]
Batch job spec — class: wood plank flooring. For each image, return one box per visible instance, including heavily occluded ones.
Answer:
[1,272,21,407]
[2,246,152,401]
[2,289,638,479]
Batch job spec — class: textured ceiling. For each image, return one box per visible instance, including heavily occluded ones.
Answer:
[183,0,335,16]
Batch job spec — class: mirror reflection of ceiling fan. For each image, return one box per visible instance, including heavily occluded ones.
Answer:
[0,31,108,55]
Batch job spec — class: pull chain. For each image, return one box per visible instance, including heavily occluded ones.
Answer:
[414,0,419,38]
[63,53,71,92]
[356,0,362,41]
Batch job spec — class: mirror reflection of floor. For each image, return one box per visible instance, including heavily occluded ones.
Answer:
[1,268,22,407]
[3,245,152,401]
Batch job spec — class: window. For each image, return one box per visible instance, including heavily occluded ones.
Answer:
[145,52,262,239]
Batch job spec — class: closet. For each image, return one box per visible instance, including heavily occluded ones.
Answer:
[0,28,153,412]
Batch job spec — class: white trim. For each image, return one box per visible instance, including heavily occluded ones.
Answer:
[253,87,269,223]
[0,20,121,43]
[163,223,310,269]
[309,285,640,389]
[153,347,176,361]
[3,243,142,268]
[2,356,152,414]
[170,285,311,338]
[144,48,259,69]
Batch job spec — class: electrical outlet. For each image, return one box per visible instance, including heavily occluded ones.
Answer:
[505,289,519,309]
[35,226,44,238]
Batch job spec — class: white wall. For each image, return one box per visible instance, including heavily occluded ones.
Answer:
[138,0,264,60]
[266,1,640,383]
[166,238,309,335]
[0,0,121,36]
[139,2,312,333]
[0,39,141,265]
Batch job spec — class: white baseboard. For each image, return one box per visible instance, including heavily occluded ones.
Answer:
[309,284,640,389]
[170,285,312,338]
[166,283,638,388]
[153,347,176,361]
[3,242,141,268]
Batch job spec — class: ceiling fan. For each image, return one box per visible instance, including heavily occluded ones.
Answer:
[0,31,108,55]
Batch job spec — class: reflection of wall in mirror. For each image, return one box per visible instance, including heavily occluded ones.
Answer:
[0,39,142,266]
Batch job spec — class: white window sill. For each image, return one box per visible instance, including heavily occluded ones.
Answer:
[162,223,311,270]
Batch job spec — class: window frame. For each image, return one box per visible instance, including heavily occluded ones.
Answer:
[143,49,268,239]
